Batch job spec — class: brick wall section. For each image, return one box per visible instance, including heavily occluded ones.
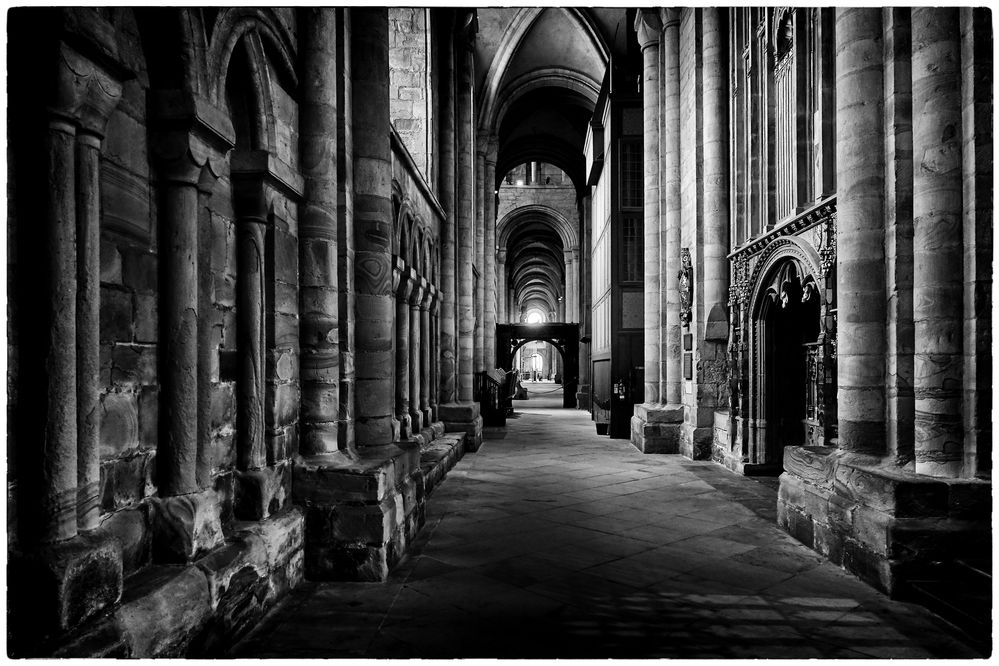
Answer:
[389,8,432,184]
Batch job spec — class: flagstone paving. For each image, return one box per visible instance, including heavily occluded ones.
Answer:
[234,384,982,658]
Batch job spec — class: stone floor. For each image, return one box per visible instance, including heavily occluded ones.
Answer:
[234,384,982,658]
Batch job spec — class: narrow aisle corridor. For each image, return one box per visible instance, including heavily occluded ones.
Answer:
[235,385,979,659]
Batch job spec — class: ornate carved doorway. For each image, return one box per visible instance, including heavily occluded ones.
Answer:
[758,261,822,467]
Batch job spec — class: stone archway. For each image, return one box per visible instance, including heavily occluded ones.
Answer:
[496,323,579,408]
[755,260,822,468]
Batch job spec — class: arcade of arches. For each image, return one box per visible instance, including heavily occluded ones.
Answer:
[6,7,992,657]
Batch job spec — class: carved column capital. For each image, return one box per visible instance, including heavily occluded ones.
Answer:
[420,280,434,310]
[660,8,681,30]
[396,263,416,301]
[427,285,441,313]
[634,9,663,51]
[410,275,428,307]
[50,42,126,137]
[149,90,235,188]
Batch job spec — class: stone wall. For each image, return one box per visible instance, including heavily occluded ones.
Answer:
[496,180,576,226]
[389,8,433,185]
[98,68,162,524]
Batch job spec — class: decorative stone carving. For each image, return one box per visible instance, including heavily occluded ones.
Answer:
[678,248,693,327]
[818,212,837,278]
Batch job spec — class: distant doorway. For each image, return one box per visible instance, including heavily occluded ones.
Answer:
[496,323,579,408]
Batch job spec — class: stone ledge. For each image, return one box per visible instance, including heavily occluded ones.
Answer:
[779,446,992,596]
[420,433,466,495]
[633,402,684,423]
[293,445,420,504]
[48,508,305,658]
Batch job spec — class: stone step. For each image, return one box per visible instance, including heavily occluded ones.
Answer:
[420,433,466,497]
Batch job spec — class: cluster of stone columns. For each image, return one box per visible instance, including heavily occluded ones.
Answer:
[38,43,125,545]
[393,262,440,439]
[436,10,483,449]
[833,7,984,479]
[630,9,684,453]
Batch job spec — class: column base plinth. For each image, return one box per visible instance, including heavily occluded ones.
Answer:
[630,403,684,453]
[438,402,483,452]
[293,445,424,582]
[9,530,123,650]
[148,489,225,564]
[234,461,292,521]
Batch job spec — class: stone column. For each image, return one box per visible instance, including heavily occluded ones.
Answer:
[961,7,992,477]
[483,136,498,368]
[438,12,483,451]
[300,7,341,454]
[497,249,507,324]
[437,12,458,406]
[149,100,230,559]
[395,262,413,438]
[75,78,122,532]
[661,10,683,408]
[630,10,681,453]
[158,153,215,496]
[351,8,396,446]
[429,288,440,422]
[474,134,486,373]
[233,184,267,471]
[409,278,426,433]
[834,9,887,455]
[420,286,434,425]
[701,8,730,345]
[336,8,356,450]
[693,7,731,460]
[455,35,476,402]
[42,93,80,545]
[912,8,964,478]
[883,8,915,466]
[636,9,662,406]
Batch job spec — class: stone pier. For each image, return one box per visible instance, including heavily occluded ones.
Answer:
[631,9,683,454]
